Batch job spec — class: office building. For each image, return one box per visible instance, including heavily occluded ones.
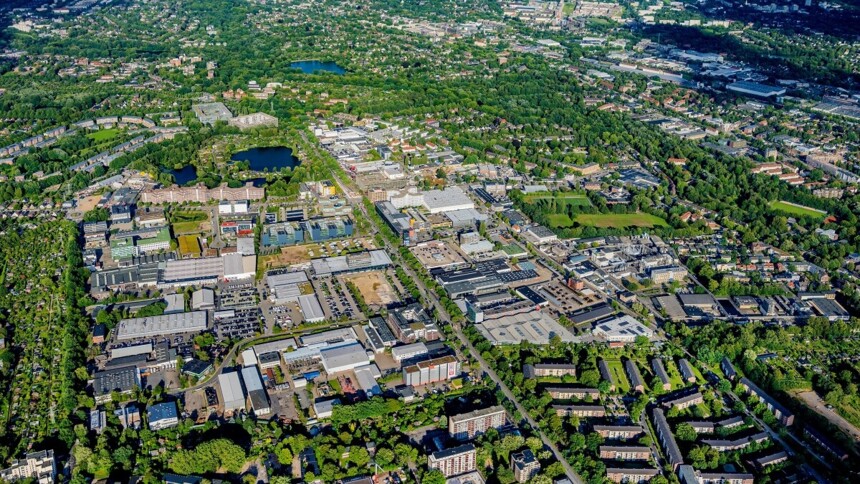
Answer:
[147,401,179,430]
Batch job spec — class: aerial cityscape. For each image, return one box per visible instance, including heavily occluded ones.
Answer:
[0,0,858,483]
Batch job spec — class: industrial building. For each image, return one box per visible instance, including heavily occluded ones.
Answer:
[115,311,207,341]
[93,365,141,403]
[391,342,429,362]
[147,401,179,430]
[311,250,393,276]
[592,315,654,343]
[320,341,370,374]
[241,366,271,416]
[218,370,246,414]
[475,311,577,345]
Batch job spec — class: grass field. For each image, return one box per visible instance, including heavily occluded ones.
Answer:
[547,213,574,228]
[606,359,631,393]
[769,200,826,218]
[172,221,208,234]
[86,128,119,142]
[574,213,668,228]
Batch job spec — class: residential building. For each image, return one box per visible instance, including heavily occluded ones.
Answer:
[523,363,576,378]
[652,408,684,470]
[552,405,606,417]
[662,391,704,410]
[651,358,671,390]
[598,446,651,461]
[511,449,540,483]
[738,377,794,426]
[546,387,600,400]
[605,467,659,483]
[428,444,476,477]
[0,450,56,484]
[448,406,507,440]
[678,358,696,383]
[593,425,644,440]
[625,360,645,393]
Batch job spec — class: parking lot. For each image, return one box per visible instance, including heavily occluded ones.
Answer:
[315,276,362,321]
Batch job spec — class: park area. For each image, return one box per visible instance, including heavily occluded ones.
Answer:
[341,271,398,307]
[768,200,826,218]
[86,128,119,142]
[573,212,668,229]
[522,191,592,207]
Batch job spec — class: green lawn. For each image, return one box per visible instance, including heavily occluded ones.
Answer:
[547,213,574,228]
[664,360,686,390]
[606,359,631,393]
[86,128,119,142]
[574,213,669,228]
[769,200,826,218]
[172,221,205,234]
[523,192,592,208]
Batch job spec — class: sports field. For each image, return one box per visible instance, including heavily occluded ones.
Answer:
[574,213,668,228]
[769,200,826,218]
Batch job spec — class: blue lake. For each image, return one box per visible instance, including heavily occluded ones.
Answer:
[169,165,197,185]
[290,60,346,75]
[231,146,302,172]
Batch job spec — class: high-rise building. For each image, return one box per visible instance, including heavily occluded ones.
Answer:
[511,449,540,483]
[428,444,476,477]
[448,405,507,440]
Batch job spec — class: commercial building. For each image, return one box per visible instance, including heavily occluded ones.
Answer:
[261,221,304,247]
[738,377,794,426]
[300,327,357,346]
[241,366,271,416]
[115,311,207,341]
[553,405,606,417]
[649,266,688,284]
[320,341,370,374]
[218,370,246,414]
[376,201,415,246]
[598,446,651,461]
[605,467,659,483]
[402,355,460,387]
[93,365,141,403]
[0,450,56,484]
[593,425,644,440]
[726,81,786,98]
[387,303,440,343]
[523,363,577,379]
[160,258,224,287]
[511,449,540,483]
[311,250,393,276]
[652,408,684,470]
[449,405,507,440]
[592,315,654,343]
[147,401,179,430]
[476,311,577,345]
[298,294,326,323]
[428,444,477,477]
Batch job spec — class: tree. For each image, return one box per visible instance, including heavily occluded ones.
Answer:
[676,423,697,442]
[423,470,446,484]
[579,369,600,387]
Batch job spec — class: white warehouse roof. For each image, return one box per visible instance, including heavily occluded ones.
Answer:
[115,311,207,341]
[218,370,246,412]
[320,341,370,374]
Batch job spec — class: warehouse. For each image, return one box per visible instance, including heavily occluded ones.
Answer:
[297,294,326,323]
[423,187,474,214]
[223,253,256,280]
[300,327,357,346]
[475,311,577,345]
[191,288,216,310]
[320,341,370,374]
[159,257,224,288]
[726,81,786,98]
[115,311,207,341]
[241,366,271,416]
[218,370,246,414]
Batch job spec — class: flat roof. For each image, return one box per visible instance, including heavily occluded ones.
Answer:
[476,311,577,345]
[218,370,245,410]
[300,327,357,346]
[311,250,393,276]
[115,311,207,340]
[320,341,369,373]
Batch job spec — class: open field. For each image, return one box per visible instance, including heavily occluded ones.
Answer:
[794,390,860,442]
[342,271,398,306]
[769,200,826,218]
[547,214,574,228]
[574,213,668,228]
[259,244,320,270]
[605,359,631,393]
[523,191,592,207]
[87,128,119,142]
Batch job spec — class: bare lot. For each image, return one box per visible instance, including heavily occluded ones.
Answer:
[341,271,398,307]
